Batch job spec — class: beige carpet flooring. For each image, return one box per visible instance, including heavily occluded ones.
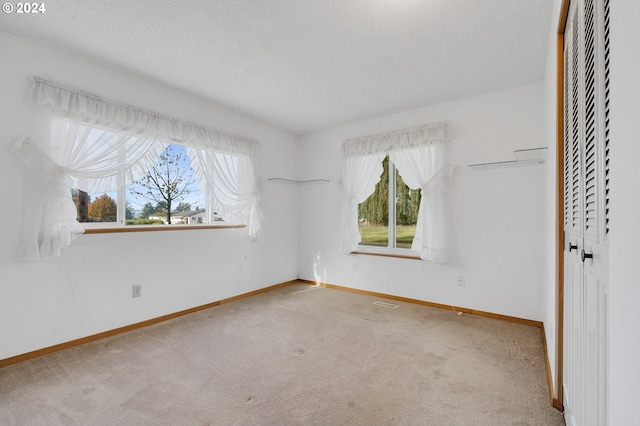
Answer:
[0,282,565,425]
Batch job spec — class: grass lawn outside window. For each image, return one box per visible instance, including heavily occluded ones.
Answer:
[358,224,416,249]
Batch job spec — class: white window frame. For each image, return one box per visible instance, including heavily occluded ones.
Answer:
[76,142,221,231]
[356,158,421,257]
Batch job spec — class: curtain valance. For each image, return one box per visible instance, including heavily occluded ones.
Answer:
[33,78,260,156]
[342,122,446,157]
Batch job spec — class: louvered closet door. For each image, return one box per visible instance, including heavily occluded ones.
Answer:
[562,0,610,425]
[563,5,583,423]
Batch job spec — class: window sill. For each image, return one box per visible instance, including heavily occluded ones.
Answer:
[352,249,421,260]
[83,224,246,234]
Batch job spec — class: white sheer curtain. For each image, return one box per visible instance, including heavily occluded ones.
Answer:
[342,123,451,262]
[188,148,263,239]
[342,152,387,253]
[11,136,84,261]
[389,143,453,262]
[12,107,165,261]
[11,78,260,260]
[49,110,166,193]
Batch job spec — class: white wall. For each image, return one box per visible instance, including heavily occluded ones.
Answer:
[0,31,299,360]
[608,1,640,423]
[540,0,565,402]
[298,83,548,321]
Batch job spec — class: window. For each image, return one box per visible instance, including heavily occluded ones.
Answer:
[341,123,450,262]
[73,144,217,227]
[358,156,421,250]
[12,78,261,261]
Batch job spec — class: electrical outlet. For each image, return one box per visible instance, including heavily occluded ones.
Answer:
[457,275,465,287]
[132,284,142,298]
[353,263,358,272]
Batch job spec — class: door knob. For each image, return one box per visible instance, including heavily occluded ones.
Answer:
[569,243,578,252]
[581,249,593,262]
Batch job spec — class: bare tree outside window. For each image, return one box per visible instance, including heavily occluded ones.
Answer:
[129,145,197,225]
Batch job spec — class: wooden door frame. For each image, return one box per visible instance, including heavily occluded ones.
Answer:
[555,0,571,412]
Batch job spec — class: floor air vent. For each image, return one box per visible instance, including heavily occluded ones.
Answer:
[373,301,399,309]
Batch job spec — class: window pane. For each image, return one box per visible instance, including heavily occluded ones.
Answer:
[72,189,118,223]
[127,144,212,225]
[358,156,389,247]
[395,168,420,249]
[358,156,421,250]
[71,144,224,227]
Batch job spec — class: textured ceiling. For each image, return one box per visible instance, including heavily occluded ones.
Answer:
[0,0,554,134]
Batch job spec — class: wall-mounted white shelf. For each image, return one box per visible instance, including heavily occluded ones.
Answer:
[268,178,330,185]
[468,147,548,171]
